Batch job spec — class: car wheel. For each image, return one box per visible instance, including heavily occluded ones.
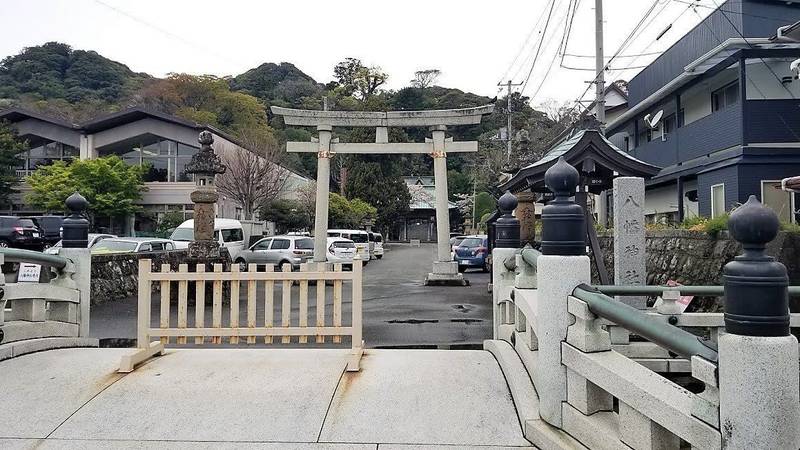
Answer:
[376,255,382,260]
[0,240,9,248]
[235,259,247,271]
[277,260,292,272]
[482,261,490,273]
[458,265,466,273]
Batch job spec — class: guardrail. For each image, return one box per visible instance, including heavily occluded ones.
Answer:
[120,259,364,373]
[592,284,800,297]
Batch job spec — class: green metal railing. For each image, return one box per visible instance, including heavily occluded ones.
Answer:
[572,284,719,362]
[592,284,800,297]
[0,248,68,270]
[503,247,541,271]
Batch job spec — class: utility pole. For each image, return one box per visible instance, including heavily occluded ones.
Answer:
[594,0,606,132]
[498,80,523,163]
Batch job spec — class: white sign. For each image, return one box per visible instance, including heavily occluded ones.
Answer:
[18,263,42,283]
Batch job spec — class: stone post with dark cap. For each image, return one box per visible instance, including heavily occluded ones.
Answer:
[184,131,226,259]
[535,156,591,427]
[494,191,520,249]
[718,196,799,449]
[58,192,91,335]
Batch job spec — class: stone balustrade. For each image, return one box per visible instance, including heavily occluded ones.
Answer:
[488,158,800,449]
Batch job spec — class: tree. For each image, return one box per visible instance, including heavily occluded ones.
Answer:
[410,69,441,89]
[344,161,410,233]
[328,193,376,228]
[332,58,388,101]
[26,156,146,227]
[215,131,288,220]
[0,121,25,208]
[260,199,312,233]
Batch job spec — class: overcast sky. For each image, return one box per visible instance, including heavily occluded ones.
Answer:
[1,0,719,108]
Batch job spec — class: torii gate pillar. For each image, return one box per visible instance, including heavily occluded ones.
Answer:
[425,125,465,286]
[313,125,333,262]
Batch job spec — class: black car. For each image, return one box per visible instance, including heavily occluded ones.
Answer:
[25,215,64,248]
[0,217,43,249]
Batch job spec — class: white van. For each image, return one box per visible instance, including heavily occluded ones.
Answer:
[327,229,370,262]
[170,219,246,259]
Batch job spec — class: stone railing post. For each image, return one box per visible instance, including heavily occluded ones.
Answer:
[718,196,799,449]
[56,192,91,336]
[492,191,520,339]
[536,157,590,428]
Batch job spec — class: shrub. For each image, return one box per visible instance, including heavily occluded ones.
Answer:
[703,214,729,237]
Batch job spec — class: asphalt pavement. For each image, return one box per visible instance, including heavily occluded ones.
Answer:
[90,243,494,349]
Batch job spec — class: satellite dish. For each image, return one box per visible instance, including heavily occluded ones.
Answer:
[645,110,664,129]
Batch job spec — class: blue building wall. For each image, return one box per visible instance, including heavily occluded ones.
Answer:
[698,165,740,217]
[627,0,800,107]
[745,100,800,144]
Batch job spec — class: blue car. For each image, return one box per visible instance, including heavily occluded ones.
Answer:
[454,235,489,273]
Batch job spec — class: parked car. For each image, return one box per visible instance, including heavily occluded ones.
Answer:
[369,232,384,260]
[0,216,43,249]
[233,235,314,271]
[45,233,116,255]
[24,216,64,248]
[449,235,467,260]
[454,235,489,273]
[327,237,356,269]
[90,237,175,255]
[327,229,370,262]
[170,219,246,259]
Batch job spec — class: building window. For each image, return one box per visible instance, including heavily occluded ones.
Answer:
[16,141,78,176]
[711,81,739,112]
[711,183,725,218]
[122,139,197,182]
[762,181,794,223]
[623,136,630,151]
[663,113,676,135]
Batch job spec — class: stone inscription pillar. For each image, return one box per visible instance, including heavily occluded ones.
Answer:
[431,125,451,263]
[516,191,536,245]
[612,177,646,309]
[313,125,333,263]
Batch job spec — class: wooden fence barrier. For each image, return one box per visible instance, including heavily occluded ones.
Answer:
[119,259,363,373]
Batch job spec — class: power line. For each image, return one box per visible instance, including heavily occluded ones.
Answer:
[498,0,555,84]
[92,0,245,67]
[562,51,663,59]
[672,0,793,23]
[519,0,557,91]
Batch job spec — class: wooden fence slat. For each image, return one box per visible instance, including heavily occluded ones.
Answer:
[281,263,292,343]
[137,259,152,348]
[195,264,206,344]
[212,264,223,344]
[230,264,240,344]
[351,259,363,348]
[160,263,171,345]
[247,264,257,344]
[177,264,188,344]
[265,264,274,344]
[333,263,343,344]
[316,262,326,343]
[299,264,309,344]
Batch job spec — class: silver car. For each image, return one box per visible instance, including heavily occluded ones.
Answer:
[234,235,314,271]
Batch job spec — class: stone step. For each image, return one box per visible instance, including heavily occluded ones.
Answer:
[0,336,98,361]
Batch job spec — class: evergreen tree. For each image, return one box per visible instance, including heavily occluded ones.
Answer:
[0,121,25,208]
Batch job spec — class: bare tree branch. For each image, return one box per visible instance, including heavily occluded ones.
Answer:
[216,132,289,220]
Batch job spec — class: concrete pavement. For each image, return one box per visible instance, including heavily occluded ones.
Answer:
[90,243,494,349]
[0,347,535,449]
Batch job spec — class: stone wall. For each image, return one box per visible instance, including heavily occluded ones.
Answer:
[91,250,189,305]
[589,230,800,311]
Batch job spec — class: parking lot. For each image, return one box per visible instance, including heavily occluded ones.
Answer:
[90,243,494,349]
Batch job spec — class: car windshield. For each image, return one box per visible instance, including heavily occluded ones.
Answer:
[17,219,36,228]
[221,228,243,242]
[459,238,483,248]
[295,238,314,249]
[374,235,382,243]
[333,241,355,248]
[349,233,368,243]
[170,228,194,241]
[452,237,466,246]
[91,240,138,253]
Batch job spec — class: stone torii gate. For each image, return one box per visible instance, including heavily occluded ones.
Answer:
[271,105,494,285]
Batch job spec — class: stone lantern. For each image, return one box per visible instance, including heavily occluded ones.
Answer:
[184,131,226,259]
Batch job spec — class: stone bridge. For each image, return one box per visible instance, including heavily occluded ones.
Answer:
[2,163,799,449]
